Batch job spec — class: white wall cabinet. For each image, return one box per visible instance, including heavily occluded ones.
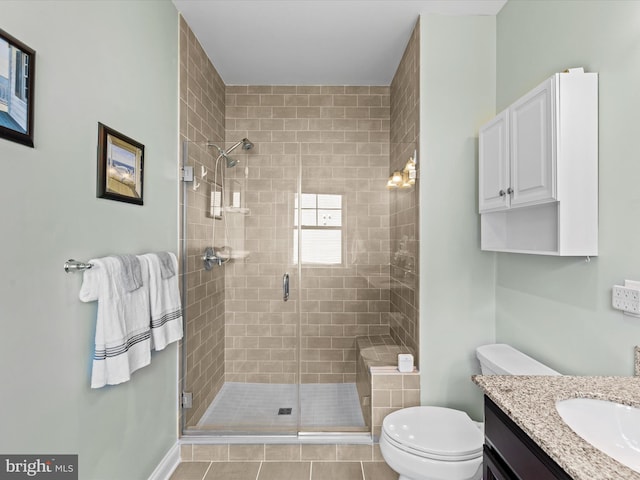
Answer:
[479,71,598,256]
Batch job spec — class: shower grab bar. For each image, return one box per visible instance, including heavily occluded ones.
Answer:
[64,259,94,273]
[283,273,289,302]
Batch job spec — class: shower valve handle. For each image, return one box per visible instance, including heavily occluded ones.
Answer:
[283,273,290,302]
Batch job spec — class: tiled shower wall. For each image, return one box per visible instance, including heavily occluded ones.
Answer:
[224,86,392,384]
[389,20,420,360]
[178,14,421,429]
[179,16,227,427]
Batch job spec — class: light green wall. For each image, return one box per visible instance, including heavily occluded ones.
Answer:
[419,15,497,420]
[495,1,640,375]
[0,2,179,479]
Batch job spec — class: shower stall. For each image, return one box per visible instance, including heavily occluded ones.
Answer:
[179,129,399,438]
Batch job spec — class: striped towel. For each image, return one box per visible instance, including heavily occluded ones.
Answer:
[139,252,183,351]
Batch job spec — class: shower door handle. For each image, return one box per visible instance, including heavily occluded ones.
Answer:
[283,273,290,302]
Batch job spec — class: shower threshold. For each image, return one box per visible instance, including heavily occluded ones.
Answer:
[179,431,374,445]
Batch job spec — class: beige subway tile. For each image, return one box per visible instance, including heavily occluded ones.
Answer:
[372,389,390,408]
[362,462,398,479]
[248,85,273,94]
[372,407,397,427]
[372,374,403,389]
[391,389,404,408]
[345,107,370,118]
[285,94,309,107]
[301,444,337,461]
[264,445,302,461]
[309,94,334,106]
[311,462,361,479]
[345,86,370,95]
[285,118,309,130]
[334,95,358,107]
[270,85,296,94]
[297,107,322,118]
[402,374,420,390]
[192,444,229,461]
[336,444,373,462]
[321,107,346,118]
[247,106,273,118]
[297,86,322,94]
[370,86,389,95]
[358,95,383,107]
[261,94,285,106]
[235,94,260,106]
[205,462,261,480]
[180,444,193,461]
[258,462,310,480]
[403,389,421,407]
[372,444,384,462]
[272,107,298,118]
[226,85,248,94]
[228,444,265,461]
[171,462,210,479]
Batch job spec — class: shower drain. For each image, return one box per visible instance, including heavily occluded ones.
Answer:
[278,408,292,415]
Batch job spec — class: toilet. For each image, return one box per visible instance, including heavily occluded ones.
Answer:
[379,344,560,480]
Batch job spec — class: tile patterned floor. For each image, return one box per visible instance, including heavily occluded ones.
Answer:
[197,383,365,428]
[169,461,398,480]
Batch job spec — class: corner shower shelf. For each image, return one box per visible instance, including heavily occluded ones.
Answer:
[218,250,250,260]
[223,207,250,215]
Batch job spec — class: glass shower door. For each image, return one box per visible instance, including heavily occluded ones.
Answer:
[180,140,300,435]
[297,152,376,434]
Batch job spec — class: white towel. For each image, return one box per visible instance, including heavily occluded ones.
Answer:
[139,252,183,351]
[79,257,152,388]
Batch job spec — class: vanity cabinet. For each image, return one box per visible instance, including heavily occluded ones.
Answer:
[478,71,598,256]
[483,396,572,480]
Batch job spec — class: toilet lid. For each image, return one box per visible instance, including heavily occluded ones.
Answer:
[382,407,483,461]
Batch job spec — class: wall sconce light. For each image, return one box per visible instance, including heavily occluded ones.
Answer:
[387,150,418,189]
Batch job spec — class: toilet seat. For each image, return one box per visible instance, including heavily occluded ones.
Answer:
[381,406,483,461]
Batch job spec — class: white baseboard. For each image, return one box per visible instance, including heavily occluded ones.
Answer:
[148,442,180,480]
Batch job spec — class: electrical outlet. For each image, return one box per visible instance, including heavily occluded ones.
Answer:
[612,283,640,317]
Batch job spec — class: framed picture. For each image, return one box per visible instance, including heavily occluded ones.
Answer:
[96,123,144,205]
[0,29,35,148]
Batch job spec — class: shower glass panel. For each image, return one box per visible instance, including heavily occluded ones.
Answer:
[297,152,386,434]
[180,140,300,435]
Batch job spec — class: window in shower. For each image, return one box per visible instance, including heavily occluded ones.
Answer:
[293,193,343,265]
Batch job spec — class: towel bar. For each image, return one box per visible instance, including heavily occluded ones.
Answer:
[64,259,93,273]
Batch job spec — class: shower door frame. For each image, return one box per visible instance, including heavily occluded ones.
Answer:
[179,139,302,437]
[179,141,371,440]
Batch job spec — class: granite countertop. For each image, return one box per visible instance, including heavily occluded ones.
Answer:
[473,375,640,480]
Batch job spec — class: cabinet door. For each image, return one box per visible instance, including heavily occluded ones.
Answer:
[479,110,509,212]
[510,77,556,207]
[484,446,517,480]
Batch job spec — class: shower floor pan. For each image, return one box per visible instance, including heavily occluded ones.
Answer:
[196,382,365,430]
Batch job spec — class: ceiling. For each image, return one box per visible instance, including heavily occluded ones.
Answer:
[173,0,507,86]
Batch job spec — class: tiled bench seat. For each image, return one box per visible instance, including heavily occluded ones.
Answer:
[355,334,420,439]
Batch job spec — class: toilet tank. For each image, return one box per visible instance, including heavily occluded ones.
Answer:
[476,344,560,376]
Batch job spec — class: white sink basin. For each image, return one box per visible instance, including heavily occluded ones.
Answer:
[556,398,640,473]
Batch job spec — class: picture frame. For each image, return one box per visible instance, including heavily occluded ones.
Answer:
[0,29,35,148]
[96,123,144,205]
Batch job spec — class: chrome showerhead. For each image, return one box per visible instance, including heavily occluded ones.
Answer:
[224,153,238,168]
[208,138,253,168]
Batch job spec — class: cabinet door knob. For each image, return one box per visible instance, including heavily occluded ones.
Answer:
[499,190,506,197]
[507,187,514,195]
